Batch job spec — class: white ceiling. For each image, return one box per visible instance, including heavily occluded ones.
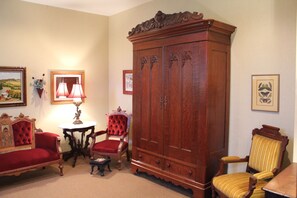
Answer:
[22,0,152,16]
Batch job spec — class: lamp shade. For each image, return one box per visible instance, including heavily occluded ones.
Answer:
[68,84,86,99]
[56,82,69,98]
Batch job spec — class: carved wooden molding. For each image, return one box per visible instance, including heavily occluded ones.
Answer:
[128,11,203,36]
[0,113,11,119]
[169,53,178,68]
[140,57,148,69]
[150,56,158,69]
[181,51,192,67]
[169,51,192,68]
[140,56,158,69]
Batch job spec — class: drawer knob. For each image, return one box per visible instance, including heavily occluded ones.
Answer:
[166,163,171,168]
[155,160,160,164]
[138,154,142,159]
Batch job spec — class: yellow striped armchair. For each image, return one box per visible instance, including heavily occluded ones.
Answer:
[212,125,289,198]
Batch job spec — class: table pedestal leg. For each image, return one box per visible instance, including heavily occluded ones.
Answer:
[61,125,95,167]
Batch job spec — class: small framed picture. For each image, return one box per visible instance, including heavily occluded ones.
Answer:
[251,74,280,112]
[123,70,132,95]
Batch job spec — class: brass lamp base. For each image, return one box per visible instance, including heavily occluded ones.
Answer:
[73,101,83,125]
[73,118,83,125]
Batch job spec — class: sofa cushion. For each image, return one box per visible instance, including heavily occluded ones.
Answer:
[0,148,60,172]
[12,120,34,148]
[12,121,34,146]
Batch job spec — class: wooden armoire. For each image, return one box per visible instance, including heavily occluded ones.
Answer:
[127,11,236,198]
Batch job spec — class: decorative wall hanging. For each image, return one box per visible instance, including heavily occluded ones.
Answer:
[0,66,27,107]
[50,70,85,105]
[31,74,45,98]
[251,74,280,112]
[123,70,132,95]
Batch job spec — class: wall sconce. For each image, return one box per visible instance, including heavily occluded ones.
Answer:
[56,82,69,99]
[68,84,86,124]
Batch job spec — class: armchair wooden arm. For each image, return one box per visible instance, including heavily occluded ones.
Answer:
[117,132,129,152]
[245,170,275,197]
[215,156,249,176]
[92,130,107,138]
[221,156,249,163]
[90,130,107,149]
[119,132,128,141]
[253,170,275,180]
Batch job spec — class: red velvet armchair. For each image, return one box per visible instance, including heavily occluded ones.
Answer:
[90,107,131,169]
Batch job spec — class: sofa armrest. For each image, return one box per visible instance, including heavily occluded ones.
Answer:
[35,132,61,153]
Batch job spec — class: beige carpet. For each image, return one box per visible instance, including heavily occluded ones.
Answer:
[0,157,192,198]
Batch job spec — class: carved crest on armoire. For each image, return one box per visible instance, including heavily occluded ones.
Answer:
[128,11,236,198]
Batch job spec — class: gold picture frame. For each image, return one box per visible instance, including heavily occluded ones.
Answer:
[251,74,279,112]
[50,70,85,105]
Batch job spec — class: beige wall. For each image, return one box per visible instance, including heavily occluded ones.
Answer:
[109,0,297,170]
[0,0,109,151]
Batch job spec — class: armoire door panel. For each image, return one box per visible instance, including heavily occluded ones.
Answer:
[140,61,150,141]
[163,43,197,163]
[134,48,163,154]
[166,53,181,148]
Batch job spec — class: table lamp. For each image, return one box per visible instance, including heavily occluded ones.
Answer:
[68,84,86,124]
[56,82,69,99]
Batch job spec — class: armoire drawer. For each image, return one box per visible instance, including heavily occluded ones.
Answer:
[136,151,163,169]
[164,160,196,180]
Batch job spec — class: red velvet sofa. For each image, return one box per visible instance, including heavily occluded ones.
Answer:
[0,113,63,176]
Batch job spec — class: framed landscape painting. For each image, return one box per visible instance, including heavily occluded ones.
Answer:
[0,67,27,107]
[251,74,279,112]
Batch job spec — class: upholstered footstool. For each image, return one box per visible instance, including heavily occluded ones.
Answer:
[90,158,111,176]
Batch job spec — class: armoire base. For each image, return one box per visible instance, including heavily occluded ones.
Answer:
[131,162,212,198]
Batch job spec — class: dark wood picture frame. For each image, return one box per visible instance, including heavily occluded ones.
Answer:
[50,70,85,105]
[0,66,27,108]
[123,70,133,95]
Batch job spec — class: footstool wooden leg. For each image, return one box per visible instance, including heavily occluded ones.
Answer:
[90,165,95,174]
[107,164,112,172]
[99,165,105,176]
